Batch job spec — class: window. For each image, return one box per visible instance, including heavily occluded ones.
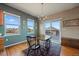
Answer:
[52,21,60,30]
[44,21,51,35]
[44,21,51,29]
[4,12,20,36]
[27,19,35,35]
[44,20,60,35]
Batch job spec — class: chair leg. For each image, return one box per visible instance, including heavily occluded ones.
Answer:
[27,48,33,56]
[27,48,30,56]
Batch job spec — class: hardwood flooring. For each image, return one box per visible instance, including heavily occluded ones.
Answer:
[0,42,79,56]
[0,42,28,56]
[60,46,79,56]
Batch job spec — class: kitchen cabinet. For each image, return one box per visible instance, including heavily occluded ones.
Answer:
[0,9,3,25]
[0,37,4,51]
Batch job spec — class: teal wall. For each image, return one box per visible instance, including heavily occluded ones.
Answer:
[0,4,38,47]
[0,25,4,35]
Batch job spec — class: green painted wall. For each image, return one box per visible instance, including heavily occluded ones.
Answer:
[0,4,38,47]
[0,25,4,35]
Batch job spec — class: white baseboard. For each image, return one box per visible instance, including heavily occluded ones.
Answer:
[4,40,27,48]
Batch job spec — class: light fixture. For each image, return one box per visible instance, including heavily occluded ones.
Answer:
[39,3,48,20]
[39,3,44,20]
[41,3,44,17]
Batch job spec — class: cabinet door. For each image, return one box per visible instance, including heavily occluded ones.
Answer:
[0,38,4,50]
[0,38,4,44]
[0,9,3,25]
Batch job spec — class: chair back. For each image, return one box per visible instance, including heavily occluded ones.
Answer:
[26,36,36,47]
[45,39,50,49]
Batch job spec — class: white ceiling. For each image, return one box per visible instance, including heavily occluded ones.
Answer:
[6,3,79,17]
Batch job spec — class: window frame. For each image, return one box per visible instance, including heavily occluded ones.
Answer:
[26,18,35,35]
[4,11,21,36]
[44,19,61,35]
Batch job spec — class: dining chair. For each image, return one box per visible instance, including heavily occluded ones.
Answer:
[39,38,51,56]
[45,38,50,55]
[26,36,41,56]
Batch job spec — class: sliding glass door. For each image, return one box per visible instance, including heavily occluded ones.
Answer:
[51,20,61,43]
[44,19,61,44]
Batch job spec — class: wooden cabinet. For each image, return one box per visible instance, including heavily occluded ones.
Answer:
[0,38,4,50]
[0,9,3,25]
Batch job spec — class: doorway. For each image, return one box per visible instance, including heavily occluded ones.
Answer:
[44,19,61,44]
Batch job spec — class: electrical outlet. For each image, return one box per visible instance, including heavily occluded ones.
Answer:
[6,39,8,41]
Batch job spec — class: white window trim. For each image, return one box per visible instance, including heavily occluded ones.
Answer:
[27,18,35,35]
[4,11,21,36]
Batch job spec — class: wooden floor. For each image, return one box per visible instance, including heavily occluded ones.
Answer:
[0,43,79,56]
[0,43,28,56]
[61,46,79,56]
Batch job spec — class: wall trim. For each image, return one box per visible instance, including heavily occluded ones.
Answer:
[61,37,79,49]
[62,37,79,40]
[4,40,27,48]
